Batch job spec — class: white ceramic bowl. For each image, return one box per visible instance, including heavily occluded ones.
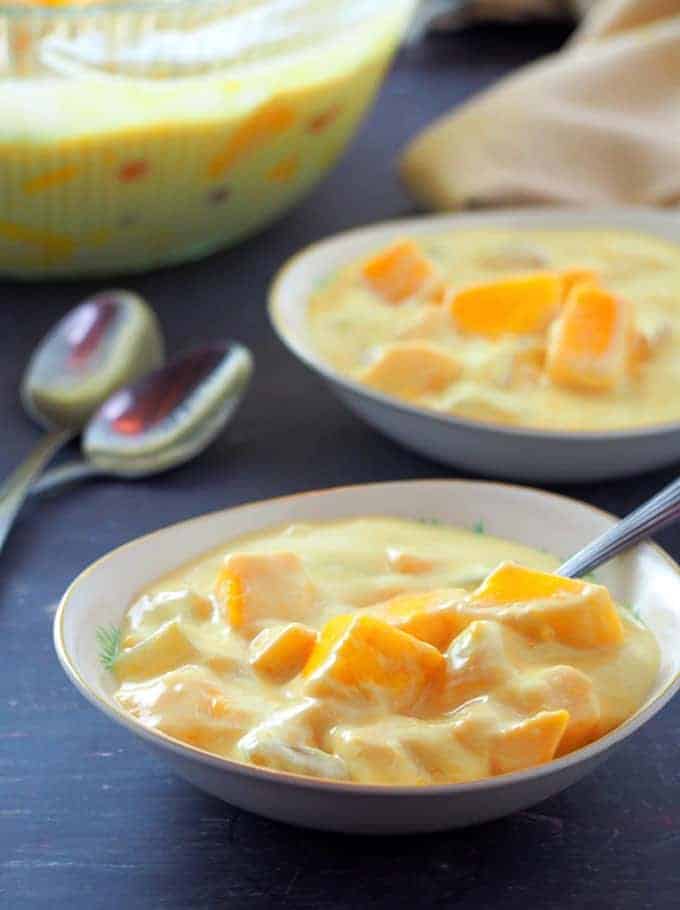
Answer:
[269,207,680,482]
[54,480,680,834]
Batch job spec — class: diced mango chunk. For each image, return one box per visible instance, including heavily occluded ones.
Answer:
[508,665,600,756]
[114,618,198,682]
[427,283,455,307]
[546,284,633,392]
[362,240,435,303]
[359,342,461,401]
[471,562,624,648]
[249,623,317,682]
[303,614,445,712]
[472,561,587,604]
[370,588,468,651]
[450,272,564,338]
[560,267,599,296]
[490,710,569,776]
[116,665,258,751]
[386,548,434,575]
[215,551,317,634]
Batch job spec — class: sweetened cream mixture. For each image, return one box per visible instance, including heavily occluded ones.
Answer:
[111,517,659,785]
[307,229,680,430]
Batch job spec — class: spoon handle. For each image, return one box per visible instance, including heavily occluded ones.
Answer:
[30,460,103,497]
[557,477,680,579]
[0,428,74,552]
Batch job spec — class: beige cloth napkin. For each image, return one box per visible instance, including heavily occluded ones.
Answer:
[400,0,680,209]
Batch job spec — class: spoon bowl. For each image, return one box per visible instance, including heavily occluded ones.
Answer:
[21,290,164,430]
[32,341,253,492]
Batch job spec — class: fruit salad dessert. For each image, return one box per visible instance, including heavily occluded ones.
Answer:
[110,517,659,785]
[307,229,680,430]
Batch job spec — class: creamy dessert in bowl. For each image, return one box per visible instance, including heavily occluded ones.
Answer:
[54,481,680,832]
[0,0,412,278]
[307,228,680,432]
[269,208,680,481]
[111,517,659,786]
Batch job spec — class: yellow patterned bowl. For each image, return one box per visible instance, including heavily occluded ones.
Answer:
[0,0,413,279]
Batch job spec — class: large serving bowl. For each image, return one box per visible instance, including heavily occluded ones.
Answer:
[0,0,413,279]
[270,207,680,482]
[54,480,680,833]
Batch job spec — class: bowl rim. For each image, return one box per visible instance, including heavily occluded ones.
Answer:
[54,478,680,796]
[268,206,680,442]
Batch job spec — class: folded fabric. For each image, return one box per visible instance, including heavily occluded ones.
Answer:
[400,0,680,209]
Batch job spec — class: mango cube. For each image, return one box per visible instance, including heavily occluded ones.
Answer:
[360,342,461,401]
[450,272,564,338]
[370,589,469,651]
[249,623,317,682]
[386,548,434,575]
[490,710,569,776]
[510,665,601,756]
[362,240,435,303]
[215,551,317,634]
[473,561,587,604]
[546,284,632,392]
[116,665,256,752]
[470,562,624,648]
[560,267,599,296]
[303,614,445,712]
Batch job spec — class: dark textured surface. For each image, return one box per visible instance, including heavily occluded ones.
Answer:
[2,25,679,910]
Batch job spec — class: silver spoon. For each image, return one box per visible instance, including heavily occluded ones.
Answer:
[0,291,163,551]
[558,477,680,579]
[29,341,253,495]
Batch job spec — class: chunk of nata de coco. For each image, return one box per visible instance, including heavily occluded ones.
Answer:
[505,664,601,756]
[248,622,317,682]
[359,342,461,401]
[123,589,214,646]
[546,283,633,392]
[362,239,435,304]
[327,715,483,785]
[237,699,347,780]
[440,619,518,708]
[116,665,260,752]
[450,272,565,338]
[114,618,199,683]
[470,562,624,648]
[629,309,671,373]
[214,551,317,634]
[303,613,446,713]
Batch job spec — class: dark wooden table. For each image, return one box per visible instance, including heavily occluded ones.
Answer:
[2,25,679,909]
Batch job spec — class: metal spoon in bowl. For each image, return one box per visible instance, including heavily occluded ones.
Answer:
[0,291,164,551]
[557,477,680,579]
[29,341,253,496]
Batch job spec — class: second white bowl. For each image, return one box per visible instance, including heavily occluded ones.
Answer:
[269,207,680,482]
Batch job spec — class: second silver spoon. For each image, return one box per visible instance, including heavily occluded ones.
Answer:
[558,477,680,579]
[30,341,253,495]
